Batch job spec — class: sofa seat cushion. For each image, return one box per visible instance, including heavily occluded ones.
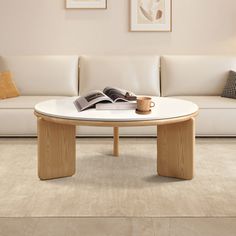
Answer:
[171,96,236,109]
[0,96,68,109]
[171,96,236,136]
[0,96,70,136]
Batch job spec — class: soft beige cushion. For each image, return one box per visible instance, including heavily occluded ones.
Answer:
[79,55,161,96]
[0,71,20,99]
[0,109,37,136]
[161,56,236,96]
[172,96,236,109]
[1,56,79,96]
[0,96,68,109]
[0,96,69,136]
[171,96,236,136]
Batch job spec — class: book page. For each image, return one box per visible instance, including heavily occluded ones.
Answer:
[103,87,136,102]
[74,90,112,111]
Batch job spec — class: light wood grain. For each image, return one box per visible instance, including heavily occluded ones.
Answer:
[113,127,119,157]
[157,118,195,180]
[34,111,198,127]
[35,111,198,180]
[37,118,76,180]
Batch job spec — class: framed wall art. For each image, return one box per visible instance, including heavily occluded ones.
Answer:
[66,0,107,9]
[130,0,172,32]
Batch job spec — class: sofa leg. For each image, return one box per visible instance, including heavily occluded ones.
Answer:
[157,118,195,180]
[37,118,76,180]
[113,127,119,157]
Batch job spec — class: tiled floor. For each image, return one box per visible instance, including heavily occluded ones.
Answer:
[0,217,235,236]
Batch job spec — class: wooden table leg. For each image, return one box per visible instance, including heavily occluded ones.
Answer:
[157,118,195,180]
[113,127,119,157]
[37,118,76,180]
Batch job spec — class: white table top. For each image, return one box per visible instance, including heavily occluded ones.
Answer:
[35,97,199,122]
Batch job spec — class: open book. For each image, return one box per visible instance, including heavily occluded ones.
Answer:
[74,87,137,112]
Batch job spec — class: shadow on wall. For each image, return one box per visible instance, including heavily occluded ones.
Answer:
[0,57,8,71]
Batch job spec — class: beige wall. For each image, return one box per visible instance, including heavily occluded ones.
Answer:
[0,0,236,55]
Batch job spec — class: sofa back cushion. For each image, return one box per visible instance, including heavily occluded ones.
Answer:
[161,56,236,96]
[1,56,79,96]
[79,55,161,96]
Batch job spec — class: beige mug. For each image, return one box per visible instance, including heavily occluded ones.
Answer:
[137,97,155,112]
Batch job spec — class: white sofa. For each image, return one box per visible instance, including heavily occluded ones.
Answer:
[0,56,79,135]
[161,56,236,136]
[0,55,236,136]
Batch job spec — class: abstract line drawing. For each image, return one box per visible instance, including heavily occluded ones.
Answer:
[139,0,163,22]
[131,0,172,32]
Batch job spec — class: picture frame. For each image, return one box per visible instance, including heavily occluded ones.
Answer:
[66,0,107,9]
[130,0,172,32]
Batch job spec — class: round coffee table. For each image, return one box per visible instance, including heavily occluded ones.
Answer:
[35,97,198,181]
